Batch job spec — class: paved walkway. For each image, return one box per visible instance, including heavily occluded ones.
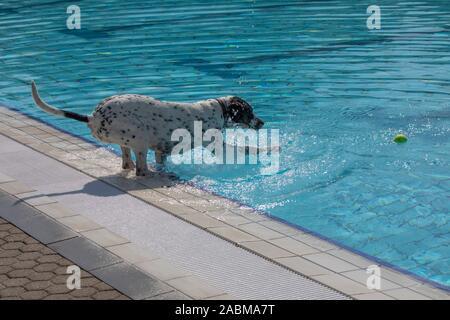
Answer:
[0,105,448,300]
[0,189,191,300]
[0,134,347,300]
[0,216,128,300]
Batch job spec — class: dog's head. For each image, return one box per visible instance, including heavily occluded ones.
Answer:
[217,96,264,129]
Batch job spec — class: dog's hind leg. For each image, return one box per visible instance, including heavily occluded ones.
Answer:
[134,147,150,176]
[120,146,135,170]
[155,150,167,165]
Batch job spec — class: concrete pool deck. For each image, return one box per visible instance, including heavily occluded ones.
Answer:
[0,105,448,300]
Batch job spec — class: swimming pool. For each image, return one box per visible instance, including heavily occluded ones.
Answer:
[0,0,448,288]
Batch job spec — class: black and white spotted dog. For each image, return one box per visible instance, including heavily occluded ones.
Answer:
[31,81,264,176]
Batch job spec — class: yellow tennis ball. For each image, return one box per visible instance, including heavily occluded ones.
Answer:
[394,133,408,143]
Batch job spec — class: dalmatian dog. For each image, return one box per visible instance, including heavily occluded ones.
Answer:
[31,81,264,176]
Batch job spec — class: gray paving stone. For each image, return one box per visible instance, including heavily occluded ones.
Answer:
[16,215,77,245]
[353,292,395,300]
[81,228,129,247]
[268,237,319,255]
[15,192,57,206]
[107,243,159,264]
[167,276,225,299]
[327,249,375,269]
[408,284,450,300]
[259,220,302,236]
[275,256,333,277]
[0,181,35,195]
[92,262,173,300]
[384,288,432,300]
[237,222,284,240]
[0,188,78,249]
[136,258,191,281]
[0,173,15,183]
[341,269,402,291]
[312,274,374,295]
[293,233,339,251]
[146,290,191,300]
[181,212,227,229]
[207,226,259,243]
[49,237,122,271]
[379,267,423,288]
[58,215,101,233]
[240,240,294,259]
[0,192,39,223]
[0,194,75,245]
[34,203,78,219]
[303,252,359,273]
[206,293,235,300]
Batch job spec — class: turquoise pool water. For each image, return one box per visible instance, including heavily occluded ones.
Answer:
[0,0,449,288]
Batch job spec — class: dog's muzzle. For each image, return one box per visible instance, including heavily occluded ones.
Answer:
[251,118,264,129]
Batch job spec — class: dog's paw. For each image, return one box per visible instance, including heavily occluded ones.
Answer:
[122,161,135,170]
[135,168,151,177]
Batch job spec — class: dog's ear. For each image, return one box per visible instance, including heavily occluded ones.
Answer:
[228,97,253,123]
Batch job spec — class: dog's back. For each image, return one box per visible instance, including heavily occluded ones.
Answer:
[89,94,224,151]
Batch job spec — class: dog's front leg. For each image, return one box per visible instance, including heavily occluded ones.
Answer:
[134,147,150,176]
[120,146,135,170]
[155,150,167,165]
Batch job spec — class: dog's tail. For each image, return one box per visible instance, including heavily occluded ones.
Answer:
[31,81,89,123]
